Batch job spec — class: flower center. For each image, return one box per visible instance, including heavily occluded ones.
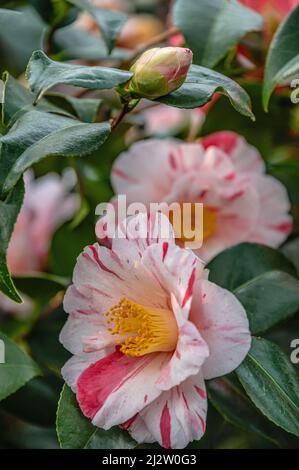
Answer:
[105,298,178,357]
[169,203,217,243]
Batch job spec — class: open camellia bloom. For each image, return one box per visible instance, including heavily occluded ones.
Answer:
[60,212,251,448]
[104,132,292,262]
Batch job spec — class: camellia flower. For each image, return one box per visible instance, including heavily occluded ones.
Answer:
[60,212,251,448]
[125,47,193,100]
[0,171,78,316]
[104,132,292,262]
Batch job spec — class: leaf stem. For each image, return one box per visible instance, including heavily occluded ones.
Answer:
[111,103,130,130]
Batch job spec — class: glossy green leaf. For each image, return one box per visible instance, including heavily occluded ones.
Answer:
[53,24,130,62]
[1,376,60,426]
[13,273,68,300]
[26,50,132,102]
[266,148,299,204]
[27,306,70,373]
[158,65,255,120]
[0,179,24,302]
[56,384,136,449]
[207,242,296,291]
[0,332,41,401]
[0,8,21,28]
[173,0,263,67]
[67,0,127,52]
[237,338,299,438]
[207,375,283,446]
[46,93,102,123]
[282,238,299,275]
[263,5,299,110]
[1,110,111,193]
[1,73,73,127]
[234,271,299,334]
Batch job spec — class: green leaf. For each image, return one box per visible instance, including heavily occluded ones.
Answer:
[207,242,297,291]
[1,110,111,194]
[266,148,299,204]
[172,0,263,67]
[28,306,70,374]
[56,384,136,449]
[26,50,132,102]
[158,65,255,120]
[50,212,95,277]
[0,179,24,302]
[66,0,127,53]
[46,93,102,122]
[53,24,130,62]
[207,375,283,446]
[13,273,68,300]
[0,332,41,401]
[237,338,299,438]
[1,376,60,427]
[282,238,299,275]
[1,73,74,127]
[0,8,21,28]
[234,271,299,334]
[263,5,299,111]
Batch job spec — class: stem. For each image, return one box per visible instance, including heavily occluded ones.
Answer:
[111,104,130,130]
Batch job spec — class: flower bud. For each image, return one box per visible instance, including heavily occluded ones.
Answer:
[127,47,193,100]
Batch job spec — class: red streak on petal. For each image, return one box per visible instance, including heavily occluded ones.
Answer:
[182,267,196,308]
[169,153,177,170]
[112,167,138,183]
[88,245,122,279]
[160,403,171,449]
[194,386,207,400]
[162,242,169,262]
[121,414,138,430]
[268,222,292,233]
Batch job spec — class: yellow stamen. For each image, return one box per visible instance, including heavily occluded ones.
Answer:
[169,203,217,243]
[106,298,178,357]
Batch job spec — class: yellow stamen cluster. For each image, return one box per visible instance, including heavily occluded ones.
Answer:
[106,298,178,357]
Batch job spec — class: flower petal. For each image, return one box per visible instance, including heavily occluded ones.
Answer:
[202,131,265,174]
[77,349,168,429]
[190,280,251,380]
[157,295,209,390]
[139,372,207,449]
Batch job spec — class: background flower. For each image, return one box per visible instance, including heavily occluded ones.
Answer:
[108,132,292,261]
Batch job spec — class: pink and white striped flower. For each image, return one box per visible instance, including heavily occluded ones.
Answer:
[60,212,251,449]
[104,132,292,262]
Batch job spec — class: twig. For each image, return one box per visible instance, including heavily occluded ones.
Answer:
[111,103,130,130]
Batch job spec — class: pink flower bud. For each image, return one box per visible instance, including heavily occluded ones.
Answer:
[128,47,193,100]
